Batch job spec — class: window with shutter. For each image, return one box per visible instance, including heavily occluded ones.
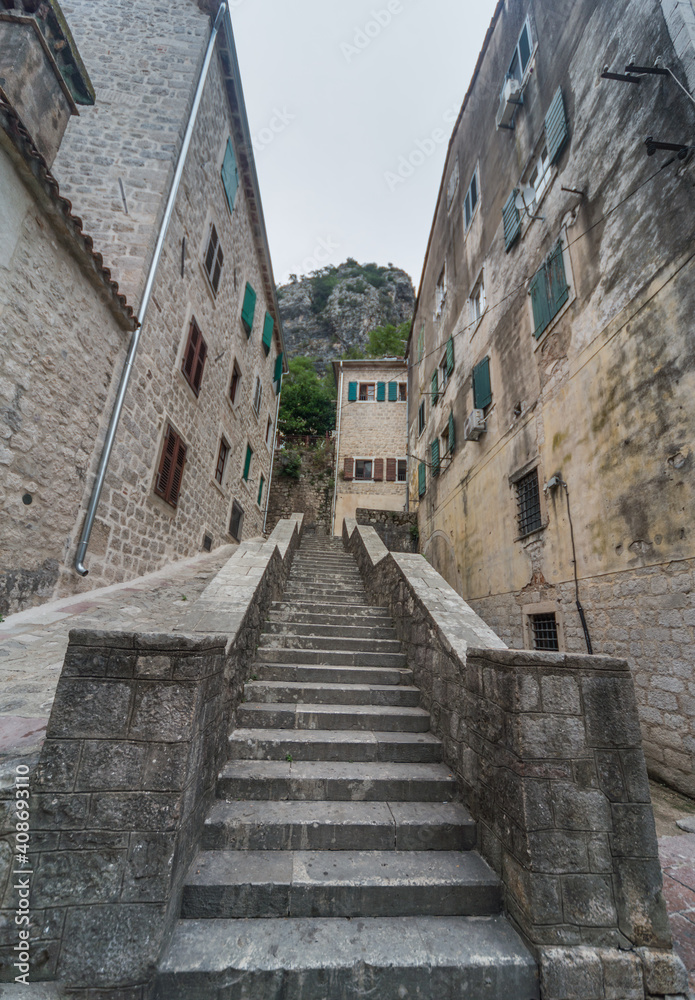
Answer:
[418,325,425,362]
[374,458,384,481]
[344,457,354,480]
[266,416,273,446]
[530,241,569,339]
[203,224,224,295]
[446,337,454,376]
[257,475,265,507]
[253,376,263,416]
[473,357,492,410]
[229,499,244,540]
[241,282,257,335]
[181,318,207,396]
[431,439,440,477]
[221,138,239,214]
[397,459,407,482]
[348,381,358,402]
[242,444,253,482]
[377,382,386,402]
[545,87,568,164]
[418,401,426,436]
[273,352,284,394]
[503,189,522,251]
[215,438,229,485]
[388,381,398,402]
[448,410,455,453]
[418,461,426,497]
[262,312,274,355]
[354,460,373,480]
[463,168,479,231]
[431,370,439,405]
[229,361,241,404]
[399,383,407,402]
[359,383,376,401]
[386,457,397,481]
[155,425,187,508]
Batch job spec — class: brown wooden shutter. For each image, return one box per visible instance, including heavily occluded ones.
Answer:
[169,437,187,506]
[193,336,207,394]
[385,458,397,482]
[182,319,207,396]
[343,457,354,480]
[155,426,177,500]
[374,458,384,481]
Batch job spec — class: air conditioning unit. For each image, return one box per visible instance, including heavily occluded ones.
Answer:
[464,409,486,441]
[496,77,523,129]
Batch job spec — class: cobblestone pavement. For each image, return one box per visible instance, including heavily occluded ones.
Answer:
[652,781,695,998]
[0,545,235,768]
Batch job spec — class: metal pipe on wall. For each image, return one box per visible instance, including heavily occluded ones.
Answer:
[330,363,344,535]
[263,388,282,535]
[74,4,227,576]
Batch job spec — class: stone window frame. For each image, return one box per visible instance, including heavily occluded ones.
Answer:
[468,266,487,336]
[509,458,549,542]
[177,311,207,402]
[200,217,224,301]
[358,382,376,402]
[398,382,407,402]
[150,417,186,518]
[228,357,242,414]
[522,600,565,652]
[396,457,408,483]
[354,458,374,481]
[212,433,230,496]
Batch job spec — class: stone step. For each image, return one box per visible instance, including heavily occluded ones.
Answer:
[264,621,397,640]
[243,680,421,707]
[253,663,412,686]
[217,760,456,802]
[237,702,430,732]
[269,608,392,627]
[271,600,388,619]
[227,728,443,763]
[282,586,367,600]
[254,647,408,668]
[258,632,402,653]
[180,850,501,919]
[202,800,476,851]
[157,915,539,1000]
[290,564,362,574]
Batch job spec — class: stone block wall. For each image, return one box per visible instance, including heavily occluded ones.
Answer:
[343,519,688,1000]
[470,557,695,798]
[0,515,302,994]
[355,507,418,553]
[265,438,334,535]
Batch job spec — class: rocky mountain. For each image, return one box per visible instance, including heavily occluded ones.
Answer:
[276,260,415,365]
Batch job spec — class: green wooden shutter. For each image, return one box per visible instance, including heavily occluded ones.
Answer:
[418,461,426,497]
[348,381,358,402]
[257,475,265,506]
[529,265,552,338]
[549,241,569,314]
[273,352,284,394]
[448,410,455,452]
[377,381,386,402]
[243,444,253,481]
[241,282,257,335]
[545,87,569,164]
[262,312,274,355]
[388,381,398,402]
[503,189,522,251]
[446,336,454,376]
[431,370,439,405]
[221,138,239,213]
[473,357,492,410]
[431,438,440,477]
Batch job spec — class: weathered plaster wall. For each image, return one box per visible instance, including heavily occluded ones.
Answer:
[410,0,695,793]
[53,28,282,595]
[0,144,130,616]
[334,360,408,534]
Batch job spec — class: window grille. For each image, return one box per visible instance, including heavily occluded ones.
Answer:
[531,613,559,651]
[516,469,542,536]
[397,460,407,482]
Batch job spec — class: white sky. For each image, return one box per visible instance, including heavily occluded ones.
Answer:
[230,1,499,292]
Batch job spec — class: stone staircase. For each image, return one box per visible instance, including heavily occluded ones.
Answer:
[156,534,539,999]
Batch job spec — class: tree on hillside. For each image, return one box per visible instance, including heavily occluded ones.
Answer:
[339,320,411,361]
[278,357,336,435]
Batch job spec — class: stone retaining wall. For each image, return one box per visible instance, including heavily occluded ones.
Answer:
[343,518,688,1000]
[0,515,303,996]
[355,507,418,553]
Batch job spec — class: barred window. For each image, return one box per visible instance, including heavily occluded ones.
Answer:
[516,468,542,536]
[531,613,559,651]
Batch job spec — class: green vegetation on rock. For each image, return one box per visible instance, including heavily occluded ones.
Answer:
[278,357,336,436]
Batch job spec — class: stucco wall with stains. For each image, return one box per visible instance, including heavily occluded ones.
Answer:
[409,0,695,793]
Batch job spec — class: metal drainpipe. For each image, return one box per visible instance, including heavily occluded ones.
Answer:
[74,3,227,575]
[330,363,344,536]
[263,387,281,535]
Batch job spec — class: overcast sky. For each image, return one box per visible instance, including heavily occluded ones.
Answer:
[230,1,499,292]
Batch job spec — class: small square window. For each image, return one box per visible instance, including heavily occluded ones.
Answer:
[202,533,213,552]
[359,383,375,401]
[397,459,407,482]
[516,469,542,536]
[354,459,373,480]
[530,613,559,650]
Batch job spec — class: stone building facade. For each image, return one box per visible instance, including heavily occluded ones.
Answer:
[0,0,286,613]
[408,0,695,794]
[332,358,408,534]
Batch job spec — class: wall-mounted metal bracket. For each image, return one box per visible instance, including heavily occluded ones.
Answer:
[645,136,689,159]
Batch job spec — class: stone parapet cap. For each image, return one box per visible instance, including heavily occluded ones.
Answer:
[467,647,631,673]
